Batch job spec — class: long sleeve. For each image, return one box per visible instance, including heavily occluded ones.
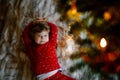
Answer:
[25,21,60,75]
[23,21,33,47]
[47,22,58,47]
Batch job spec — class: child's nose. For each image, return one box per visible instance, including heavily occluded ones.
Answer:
[41,36,44,39]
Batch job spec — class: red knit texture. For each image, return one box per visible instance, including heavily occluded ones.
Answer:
[23,21,60,75]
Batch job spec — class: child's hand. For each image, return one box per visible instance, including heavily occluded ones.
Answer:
[33,17,47,24]
[35,17,46,21]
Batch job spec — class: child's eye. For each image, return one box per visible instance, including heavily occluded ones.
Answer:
[44,35,47,37]
[38,35,41,37]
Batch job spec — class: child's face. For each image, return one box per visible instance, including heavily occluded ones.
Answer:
[34,31,49,44]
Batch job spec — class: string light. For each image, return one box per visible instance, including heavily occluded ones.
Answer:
[104,11,111,21]
[100,38,107,48]
[66,0,80,21]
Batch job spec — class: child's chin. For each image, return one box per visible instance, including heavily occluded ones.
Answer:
[39,42,46,44]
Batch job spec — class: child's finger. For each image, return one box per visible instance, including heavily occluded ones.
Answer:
[33,18,47,24]
[35,17,46,21]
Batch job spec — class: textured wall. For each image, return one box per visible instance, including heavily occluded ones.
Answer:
[0,0,32,80]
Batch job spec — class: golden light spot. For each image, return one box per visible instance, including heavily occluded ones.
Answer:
[104,11,111,21]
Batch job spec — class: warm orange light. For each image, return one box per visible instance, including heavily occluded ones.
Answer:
[104,11,111,21]
[72,8,77,14]
[100,38,107,48]
[67,8,77,16]
[67,8,80,21]
[108,53,117,61]
[66,0,80,20]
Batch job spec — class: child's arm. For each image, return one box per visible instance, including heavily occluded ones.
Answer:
[23,21,33,47]
[47,22,58,47]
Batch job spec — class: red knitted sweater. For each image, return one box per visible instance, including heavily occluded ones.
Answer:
[23,21,60,75]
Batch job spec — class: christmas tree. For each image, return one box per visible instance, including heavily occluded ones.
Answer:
[55,0,120,80]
